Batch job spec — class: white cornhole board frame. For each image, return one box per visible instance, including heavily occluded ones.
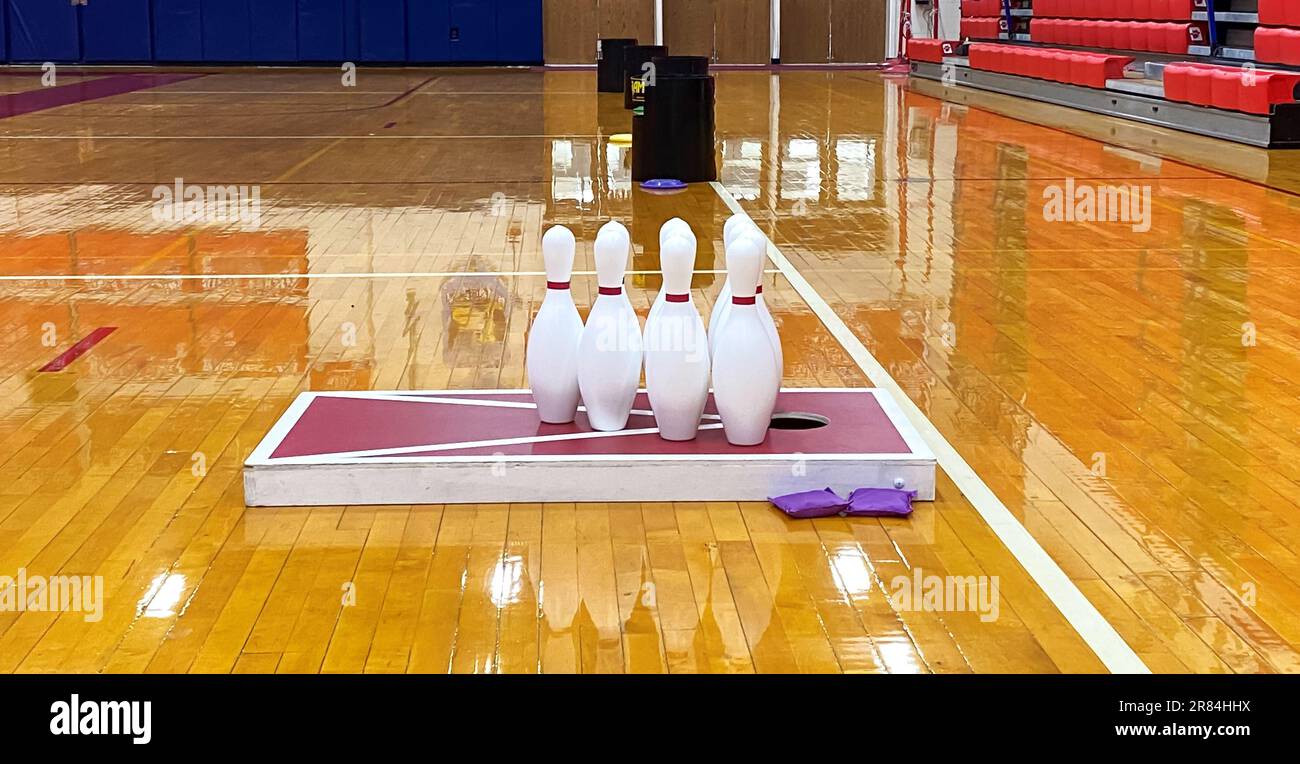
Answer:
[243,388,936,506]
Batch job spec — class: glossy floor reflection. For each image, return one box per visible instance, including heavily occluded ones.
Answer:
[0,67,1296,673]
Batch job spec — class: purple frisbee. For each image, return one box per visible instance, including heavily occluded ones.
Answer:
[640,178,687,191]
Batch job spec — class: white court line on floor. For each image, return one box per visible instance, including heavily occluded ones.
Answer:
[0,269,775,282]
[709,180,1150,675]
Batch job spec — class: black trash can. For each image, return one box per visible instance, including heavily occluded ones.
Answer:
[632,73,717,183]
[597,38,637,93]
[623,44,667,109]
[650,55,710,79]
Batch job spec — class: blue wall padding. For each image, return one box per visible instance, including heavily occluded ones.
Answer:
[298,0,348,61]
[448,0,497,62]
[407,0,450,62]
[152,0,203,61]
[6,0,81,62]
[252,0,299,62]
[202,0,253,61]
[360,0,408,62]
[497,0,542,63]
[0,0,543,63]
[344,0,361,60]
[82,0,153,62]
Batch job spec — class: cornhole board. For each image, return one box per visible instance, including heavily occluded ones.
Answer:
[243,388,936,506]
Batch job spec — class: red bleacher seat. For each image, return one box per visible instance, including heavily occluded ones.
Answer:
[1186,66,1213,106]
[967,43,1133,89]
[1094,20,1111,48]
[910,39,957,64]
[1258,0,1300,28]
[1211,69,1242,112]
[962,16,1003,41]
[1054,50,1075,81]
[1256,27,1281,64]
[1032,18,1192,55]
[1129,22,1149,51]
[1239,70,1300,114]
[1258,0,1280,25]
[1039,18,1055,44]
[1078,21,1097,47]
[1162,23,1191,54]
[961,0,1001,17]
[1162,62,1193,101]
[1111,21,1131,51]
[1059,19,1077,46]
[1080,0,1197,21]
[1255,27,1300,66]
[1163,62,1300,115]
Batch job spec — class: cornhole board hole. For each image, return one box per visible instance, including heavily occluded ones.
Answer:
[243,388,937,506]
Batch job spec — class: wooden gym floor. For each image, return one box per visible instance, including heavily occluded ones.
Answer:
[1,66,1298,673]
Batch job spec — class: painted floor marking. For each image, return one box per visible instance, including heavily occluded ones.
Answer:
[38,327,118,372]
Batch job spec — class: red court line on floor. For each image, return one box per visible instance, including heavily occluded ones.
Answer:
[39,327,117,372]
[0,73,206,121]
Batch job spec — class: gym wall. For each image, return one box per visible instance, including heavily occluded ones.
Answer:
[1,0,545,64]
[781,0,887,63]
[0,0,888,65]
[545,0,772,65]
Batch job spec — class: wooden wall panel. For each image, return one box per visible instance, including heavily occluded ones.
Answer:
[664,0,716,58]
[714,0,770,63]
[545,0,599,63]
[780,0,830,63]
[544,0,654,64]
[831,0,886,62]
[598,0,656,41]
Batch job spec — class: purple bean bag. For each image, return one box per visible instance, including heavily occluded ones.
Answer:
[844,488,917,517]
[768,488,848,519]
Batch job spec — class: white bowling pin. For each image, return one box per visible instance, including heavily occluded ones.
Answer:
[662,217,693,243]
[708,221,741,332]
[722,213,748,246]
[597,219,635,310]
[711,237,780,446]
[526,225,584,423]
[577,227,643,431]
[649,218,696,326]
[754,279,784,376]
[708,220,763,357]
[598,219,632,268]
[644,234,709,441]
